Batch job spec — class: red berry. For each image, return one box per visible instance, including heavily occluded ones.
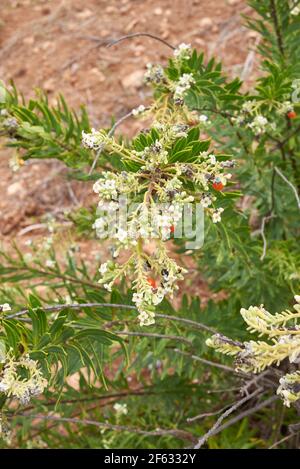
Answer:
[147,278,157,289]
[212,181,224,191]
[287,111,297,119]
[170,225,175,234]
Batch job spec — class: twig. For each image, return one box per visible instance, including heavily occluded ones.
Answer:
[156,313,216,334]
[20,414,196,443]
[114,331,193,347]
[6,302,135,320]
[270,0,285,57]
[212,395,279,438]
[194,388,263,449]
[241,37,260,80]
[88,111,133,175]
[259,213,276,261]
[107,32,175,51]
[173,348,243,376]
[187,401,237,423]
[274,166,300,210]
[269,431,299,449]
[17,223,48,237]
[7,303,216,334]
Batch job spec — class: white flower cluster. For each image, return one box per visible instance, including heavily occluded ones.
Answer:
[0,354,47,405]
[277,371,300,407]
[211,207,224,223]
[82,128,107,150]
[144,64,165,85]
[174,73,195,101]
[113,402,128,416]
[291,1,300,15]
[0,303,11,313]
[85,117,233,325]
[247,115,271,135]
[138,140,169,170]
[152,122,189,139]
[173,43,192,60]
[93,171,139,201]
[277,100,294,115]
[132,258,186,326]
[132,105,147,117]
[198,114,211,126]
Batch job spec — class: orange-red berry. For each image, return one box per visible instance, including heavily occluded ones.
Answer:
[147,278,157,289]
[287,111,297,119]
[212,181,224,191]
[170,225,175,234]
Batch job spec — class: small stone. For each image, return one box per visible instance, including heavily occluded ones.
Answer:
[121,70,144,90]
[23,36,35,46]
[76,9,93,19]
[200,17,213,28]
[154,7,163,15]
[43,78,55,92]
[7,182,23,196]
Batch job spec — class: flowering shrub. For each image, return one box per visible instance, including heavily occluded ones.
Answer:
[0,0,299,449]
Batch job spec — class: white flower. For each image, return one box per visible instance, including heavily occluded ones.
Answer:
[295,295,300,303]
[209,154,216,165]
[132,105,146,116]
[248,115,269,135]
[200,195,212,208]
[82,129,106,150]
[174,43,192,60]
[212,207,224,223]
[113,403,128,416]
[291,6,300,15]
[278,101,294,115]
[103,283,113,292]
[0,303,11,312]
[174,73,195,100]
[241,100,256,113]
[115,228,128,243]
[99,262,108,275]
[144,64,164,84]
[45,259,55,268]
[199,114,208,122]
[137,310,156,326]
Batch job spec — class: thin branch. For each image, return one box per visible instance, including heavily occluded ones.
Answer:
[187,401,237,423]
[20,414,196,443]
[274,166,300,210]
[107,32,175,51]
[7,302,215,334]
[211,395,279,438]
[89,111,133,175]
[259,168,276,261]
[194,388,263,449]
[173,348,243,376]
[156,313,216,334]
[270,0,285,57]
[114,331,193,346]
[259,213,276,261]
[6,302,135,320]
[269,430,300,449]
